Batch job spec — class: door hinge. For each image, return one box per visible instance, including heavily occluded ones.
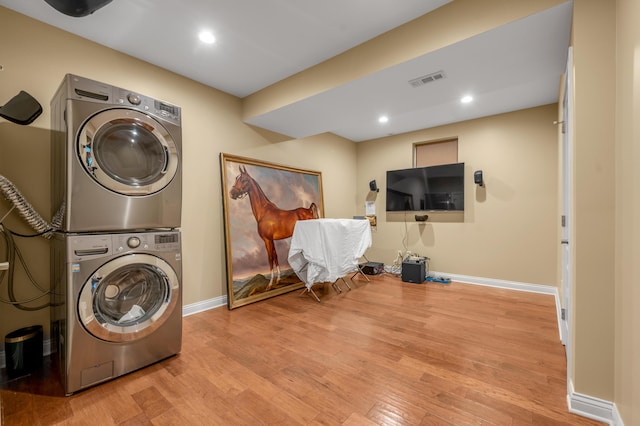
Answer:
[561,215,566,227]
[561,308,566,321]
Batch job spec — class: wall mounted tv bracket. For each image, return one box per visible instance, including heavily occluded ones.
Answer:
[0,91,42,125]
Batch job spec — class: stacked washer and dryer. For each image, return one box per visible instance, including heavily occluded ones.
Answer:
[50,74,183,395]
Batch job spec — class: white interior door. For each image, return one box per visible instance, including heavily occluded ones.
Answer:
[560,48,573,369]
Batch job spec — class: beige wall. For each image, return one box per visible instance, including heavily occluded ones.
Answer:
[615,0,640,423]
[356,105,559,285]
[570,0,616,401]
[0,7,357,341]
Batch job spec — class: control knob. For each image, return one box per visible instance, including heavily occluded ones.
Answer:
[127,237,141,249]
[127,93,141,105]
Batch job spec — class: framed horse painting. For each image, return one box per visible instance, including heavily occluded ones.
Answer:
[220,153,324,309]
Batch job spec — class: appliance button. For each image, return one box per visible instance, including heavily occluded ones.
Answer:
[127,93,141,105]
[127,237,141,248]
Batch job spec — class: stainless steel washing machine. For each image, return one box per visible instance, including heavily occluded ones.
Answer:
[50,230,182,395]
[50,74,182,232]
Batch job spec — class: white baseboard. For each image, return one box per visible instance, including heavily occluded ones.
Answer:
[182,295,227,317]
[432,271,558,295]
[612,403,624,426]
[568,380,623,425]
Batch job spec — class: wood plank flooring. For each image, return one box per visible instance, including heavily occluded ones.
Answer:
[1,274,604,425]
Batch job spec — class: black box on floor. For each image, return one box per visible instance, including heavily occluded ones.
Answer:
[402,259,425,283]
[360,261,384,275]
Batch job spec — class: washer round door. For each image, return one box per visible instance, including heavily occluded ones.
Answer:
[77,108,179,195]
[78,254,180,343]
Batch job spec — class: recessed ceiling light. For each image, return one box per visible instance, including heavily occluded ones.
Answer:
[378,115,389,124]
[461,95,473,104]
[198,31,216,44]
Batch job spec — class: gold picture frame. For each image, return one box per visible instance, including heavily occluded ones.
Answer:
[220,153,324,309]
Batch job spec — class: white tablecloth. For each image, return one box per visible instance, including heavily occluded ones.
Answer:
[288,218,372,289]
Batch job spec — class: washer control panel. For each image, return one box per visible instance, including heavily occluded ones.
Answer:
[112,231,180,253]
[66,231,180,259]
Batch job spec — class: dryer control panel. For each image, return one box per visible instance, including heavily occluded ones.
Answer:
[114,88,181,126]
[62,74,181,126]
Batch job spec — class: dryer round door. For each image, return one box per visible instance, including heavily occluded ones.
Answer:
[77,108,179,195]
[78,254,180,343]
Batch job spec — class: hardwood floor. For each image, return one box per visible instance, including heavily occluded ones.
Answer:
[1,274,603,425]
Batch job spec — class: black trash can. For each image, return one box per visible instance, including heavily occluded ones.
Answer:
[4,325,43,378]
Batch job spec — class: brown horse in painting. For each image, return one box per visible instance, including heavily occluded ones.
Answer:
[230,165,318,289]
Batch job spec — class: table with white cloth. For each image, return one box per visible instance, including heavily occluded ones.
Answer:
[288,218,372,301]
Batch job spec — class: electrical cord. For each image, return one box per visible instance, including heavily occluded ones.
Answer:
[401,211,425,260]
[8,227,54,238]
[390,211,410,269]
[0,224,51,310]
[387,211,432,278]
[402,211,409,254]
[0,174,51,235]
[0,174,61,311]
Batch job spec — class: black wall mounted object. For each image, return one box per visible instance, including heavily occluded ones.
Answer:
[474,170,484,187]
[0,91,42,125]
[386,163,465,212]
[44,0,113,17]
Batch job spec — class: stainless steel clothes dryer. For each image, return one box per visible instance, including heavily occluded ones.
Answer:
[50,230,182,395]
[50,74,182,232]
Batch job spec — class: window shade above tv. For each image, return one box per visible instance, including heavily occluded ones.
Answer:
[386,163,465,212]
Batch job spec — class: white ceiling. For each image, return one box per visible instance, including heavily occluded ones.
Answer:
[0,0,572,141]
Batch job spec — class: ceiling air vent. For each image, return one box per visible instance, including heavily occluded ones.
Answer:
[409,71,446,88]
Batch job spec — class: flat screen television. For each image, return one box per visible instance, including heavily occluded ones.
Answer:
[386,163,465,212]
